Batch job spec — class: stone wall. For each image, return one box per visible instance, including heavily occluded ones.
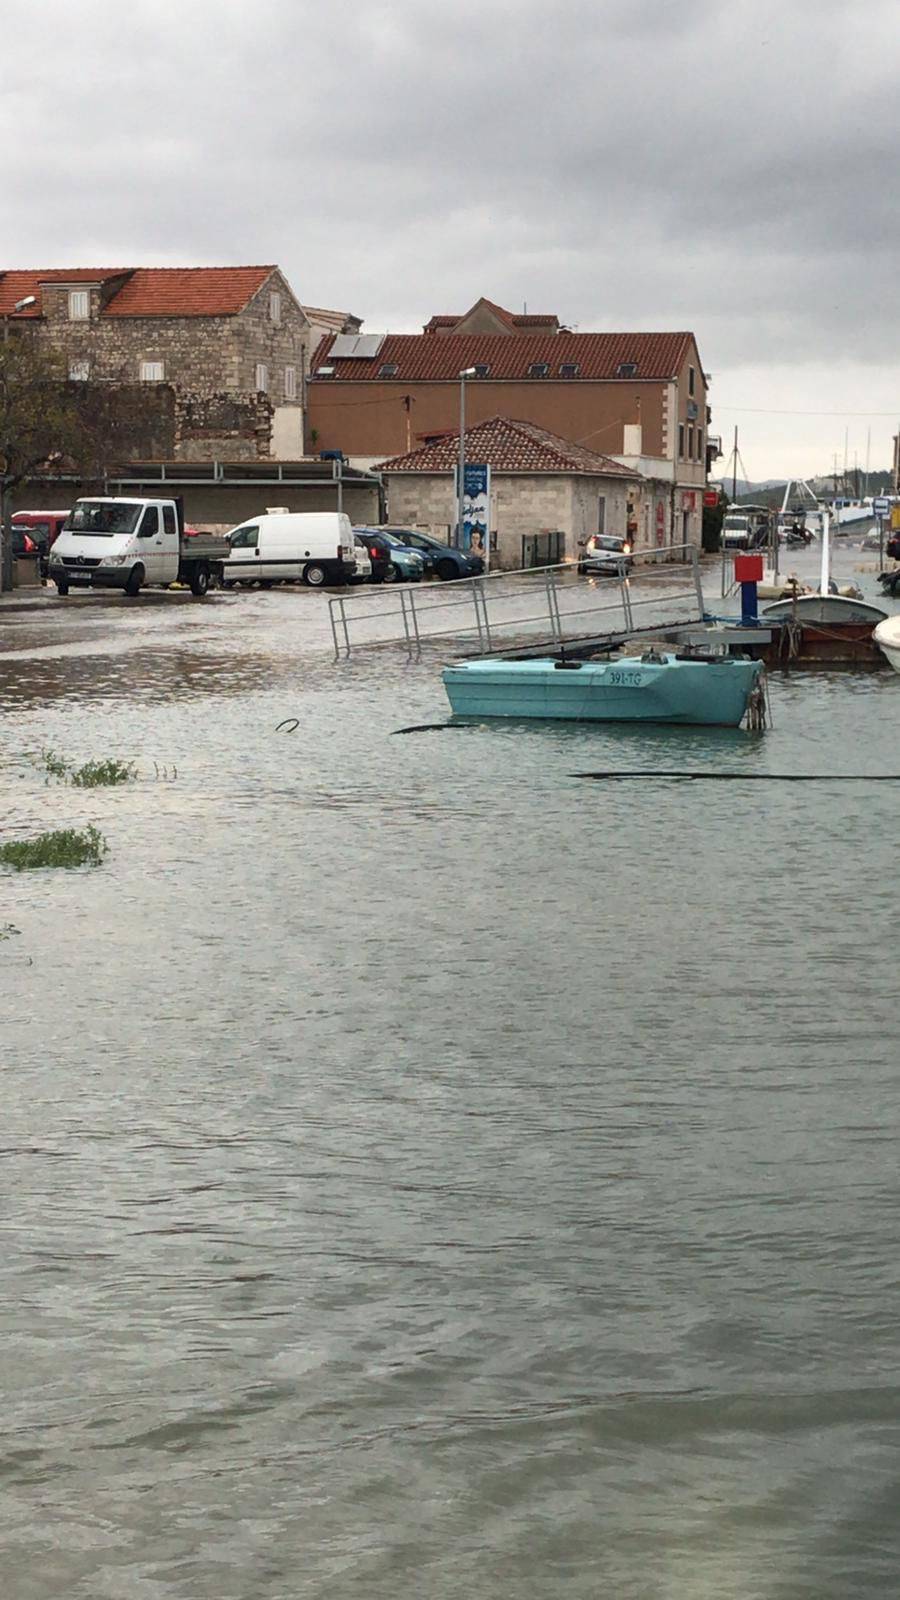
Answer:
[15,269,308,461]
[383,470,638,570]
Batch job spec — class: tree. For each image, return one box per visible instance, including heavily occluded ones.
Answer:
[0,334,170,591]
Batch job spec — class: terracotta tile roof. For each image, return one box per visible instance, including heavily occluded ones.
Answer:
[103,266,275,316]
[375,415,637,477]
[0,269,122,316]
[313,329,692,381]
[424,301,560,333]
[0,266,276,318]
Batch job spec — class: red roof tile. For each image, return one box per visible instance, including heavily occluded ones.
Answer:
[313,329,692,382]
[103,266,275,317]
[0,269,123,316]
[375,416,636,477]
[0,266,276,318]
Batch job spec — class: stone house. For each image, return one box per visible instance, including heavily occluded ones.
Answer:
[375,415,645,571]
[307,297,713,547]
[0,265,323,461]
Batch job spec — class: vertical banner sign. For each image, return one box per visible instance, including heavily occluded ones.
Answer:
[459,463,491,559]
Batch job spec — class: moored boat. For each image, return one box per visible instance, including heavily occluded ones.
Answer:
[442,652,764,727]
[873,615,900,674]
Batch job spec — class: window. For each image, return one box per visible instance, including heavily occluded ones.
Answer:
[284,364,297,400]
[678,423,685,458]
[597,496,606,534]
[696,429,704,462]
[163,506,177,536]
[140,360,164,382]
[528,362,550,378]
[68,289,89,320]
[559,362,580,378]
[473,363,491,378]
[688,425,694,458]
[138,506,159,538]
[269,291,281,325]
[616,361,638,378]
[255,363,269,392]
[378,363,399,378]
[229,525,259,549]
[69,360,90,381]
[688,365,695,396]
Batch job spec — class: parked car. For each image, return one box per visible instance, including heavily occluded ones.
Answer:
[353,527,425,584]
[578,534,633,576]
[351,534,373,582]
[375,527,484,581]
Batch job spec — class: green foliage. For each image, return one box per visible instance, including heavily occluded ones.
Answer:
[38,749,136,786]
[0,825,107,871]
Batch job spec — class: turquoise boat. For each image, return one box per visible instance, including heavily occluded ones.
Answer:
[442,653,764,727]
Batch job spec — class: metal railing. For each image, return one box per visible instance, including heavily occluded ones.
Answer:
[329,544,706,658]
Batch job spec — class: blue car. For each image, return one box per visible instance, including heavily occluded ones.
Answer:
[377,526,484,581]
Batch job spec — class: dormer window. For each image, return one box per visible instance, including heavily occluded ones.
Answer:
[68,289,89,321]
[473,363,491,378]
[528,362,550,378]
[378,363,399,378]
[559,362,580,378]
[616,361,638,378]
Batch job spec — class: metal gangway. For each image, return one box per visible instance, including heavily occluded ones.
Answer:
[329,545,707,658]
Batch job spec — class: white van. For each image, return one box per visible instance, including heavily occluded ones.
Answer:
[221,511,357,588]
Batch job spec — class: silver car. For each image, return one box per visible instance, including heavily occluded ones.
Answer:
[578,534,633,576]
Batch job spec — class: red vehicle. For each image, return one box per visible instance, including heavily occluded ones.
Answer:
[12,510,70,573]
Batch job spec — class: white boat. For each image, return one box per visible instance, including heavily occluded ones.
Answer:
[873,615,900,673]
[830,497,874,528]
[762,509,887,626]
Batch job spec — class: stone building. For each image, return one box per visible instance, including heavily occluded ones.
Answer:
[0,266,320,461]
[308,297,712,548]
[375,415,645,571]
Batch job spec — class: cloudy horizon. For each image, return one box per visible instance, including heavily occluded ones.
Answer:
[5,0,898,480]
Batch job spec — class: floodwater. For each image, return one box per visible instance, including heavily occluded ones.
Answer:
[2,552,900,1599]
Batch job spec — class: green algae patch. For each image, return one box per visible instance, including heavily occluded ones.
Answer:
[0,825,108,871]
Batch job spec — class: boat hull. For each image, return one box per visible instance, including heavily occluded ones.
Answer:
[762,594,887,624]
[873,617,900,674]
[442,656,763,727]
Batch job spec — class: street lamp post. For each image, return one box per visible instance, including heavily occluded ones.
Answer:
[1,295,38,593]
[457,367,477,550]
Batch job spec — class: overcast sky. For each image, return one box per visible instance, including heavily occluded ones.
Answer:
[5,0,898,480]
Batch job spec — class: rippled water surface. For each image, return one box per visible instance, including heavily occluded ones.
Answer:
[2,572,900,1599]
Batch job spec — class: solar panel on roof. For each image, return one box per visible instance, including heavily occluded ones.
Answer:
[330,333,386,359]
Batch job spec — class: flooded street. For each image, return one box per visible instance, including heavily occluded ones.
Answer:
[2,567,900,1598]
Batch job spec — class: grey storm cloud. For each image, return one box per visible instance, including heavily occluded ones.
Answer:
[4,0,899,379]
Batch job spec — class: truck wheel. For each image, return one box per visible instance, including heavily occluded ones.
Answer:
[55,577,70,596]
[189,566,209,597]
[303,563,327,587]
[124,565,144,597]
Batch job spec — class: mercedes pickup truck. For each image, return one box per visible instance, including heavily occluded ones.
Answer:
[49,496,229,597]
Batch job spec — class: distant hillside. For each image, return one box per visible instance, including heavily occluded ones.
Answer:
[709,470,893,508]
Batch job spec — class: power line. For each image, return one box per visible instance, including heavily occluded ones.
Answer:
[714,405,900,418]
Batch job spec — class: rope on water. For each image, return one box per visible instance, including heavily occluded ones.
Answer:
[571,772,900,782]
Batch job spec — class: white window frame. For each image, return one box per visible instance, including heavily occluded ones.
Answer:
[255,363,269,393]
[69,359,90,382]
[68,289,90,321]
[269,291,282,326]
[284,364,297,401]
[140,359,165,382]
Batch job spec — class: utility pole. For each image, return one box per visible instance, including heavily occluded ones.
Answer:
[732,425,738,501]
[457,367,476,547]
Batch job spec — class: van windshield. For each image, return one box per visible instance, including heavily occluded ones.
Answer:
[64,501,141,536]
